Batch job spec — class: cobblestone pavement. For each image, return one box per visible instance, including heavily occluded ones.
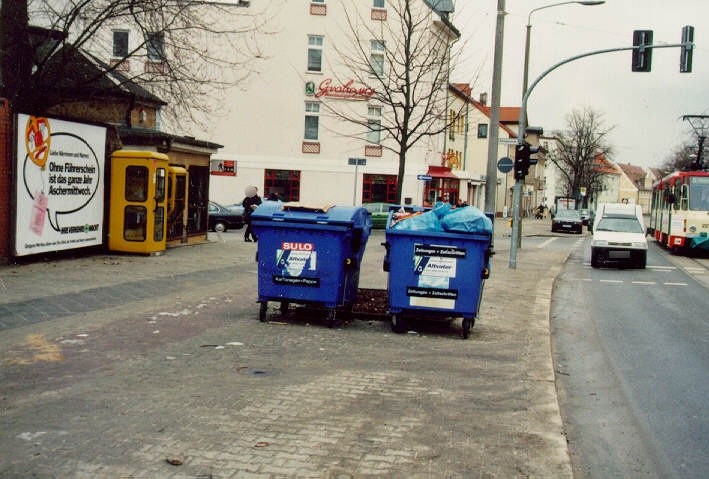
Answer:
[0,219,572,478]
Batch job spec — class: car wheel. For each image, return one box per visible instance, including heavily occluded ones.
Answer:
[591,249,600,268]
[214,222,227,233]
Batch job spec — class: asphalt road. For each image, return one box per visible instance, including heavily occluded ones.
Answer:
[552,236,709,478]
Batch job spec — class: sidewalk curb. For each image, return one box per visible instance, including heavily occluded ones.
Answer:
[526,250,574,477]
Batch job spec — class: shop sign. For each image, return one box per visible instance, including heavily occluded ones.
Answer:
[14,114,106,256]
[306,78,375,100]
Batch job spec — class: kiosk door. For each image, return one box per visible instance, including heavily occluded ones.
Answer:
[109,150,169,254]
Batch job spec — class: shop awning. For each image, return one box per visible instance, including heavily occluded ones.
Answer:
[427,165,458,179]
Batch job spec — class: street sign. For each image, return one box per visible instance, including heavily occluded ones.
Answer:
[416,174,432,181]
[348,157,366,166]
[497,157,513,173]
[498,138,518,145]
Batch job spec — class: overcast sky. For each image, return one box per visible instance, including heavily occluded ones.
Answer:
[452,0,709,168]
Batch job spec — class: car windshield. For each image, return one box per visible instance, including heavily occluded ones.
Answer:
[596,217,643,234]
[556,210,580,219]
[364,204,382,213]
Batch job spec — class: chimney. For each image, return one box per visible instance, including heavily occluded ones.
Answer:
[479,92,488,106]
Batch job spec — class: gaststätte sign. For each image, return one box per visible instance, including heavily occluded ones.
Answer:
[306,78,375,101]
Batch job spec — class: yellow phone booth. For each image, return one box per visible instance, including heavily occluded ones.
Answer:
[108,150,169,254]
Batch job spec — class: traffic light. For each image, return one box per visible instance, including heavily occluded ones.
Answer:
[680,25,694,73]
[632,30,653,72]
[526,143,540,177]
[514,142,541,180]
[514,143,528,180]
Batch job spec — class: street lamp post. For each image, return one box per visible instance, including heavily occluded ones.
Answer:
[522,1,605,96]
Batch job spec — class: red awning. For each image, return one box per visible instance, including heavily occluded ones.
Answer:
[427,165,458,179]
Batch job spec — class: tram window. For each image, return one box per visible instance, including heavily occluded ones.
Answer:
[125,166,148,202]
[680,184,689,210]
[689,177,709,210]
[124,205,147,241]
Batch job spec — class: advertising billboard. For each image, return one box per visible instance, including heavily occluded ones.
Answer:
[14,114,106,256]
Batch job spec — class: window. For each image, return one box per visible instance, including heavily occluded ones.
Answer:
[113,30,129,58]
[477,123,488,138]
[367,105,382,144]
[304,101,320,140]
[373,0,385,8]
[448,110,455,141]
[307,35,323,72]
[265,169,300,202]
[311,0,325,2]
[370,40,385,76]
[146,32,165,61]
[362,174,397,203]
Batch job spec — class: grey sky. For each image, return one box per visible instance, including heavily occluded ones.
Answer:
[452,0,709,168]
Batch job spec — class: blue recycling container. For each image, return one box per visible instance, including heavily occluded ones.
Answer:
[383,211,492,338]
[251,203,371,326]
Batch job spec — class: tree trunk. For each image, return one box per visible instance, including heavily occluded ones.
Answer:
[395,148,407,204]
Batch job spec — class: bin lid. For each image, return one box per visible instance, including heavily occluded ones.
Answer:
[252,202,370,228]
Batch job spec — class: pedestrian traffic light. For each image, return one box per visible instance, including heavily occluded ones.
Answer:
[680,25,694,73]
[632,30,653,72]
[514,143,528,181]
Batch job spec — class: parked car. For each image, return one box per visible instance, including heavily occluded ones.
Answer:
[224,202,245,216]
[551,209,583,234]
[363,202,397,229]
[208,201,244,232]
[591,203,647,268]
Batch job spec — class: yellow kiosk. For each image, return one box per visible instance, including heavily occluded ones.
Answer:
[108,150,169,254]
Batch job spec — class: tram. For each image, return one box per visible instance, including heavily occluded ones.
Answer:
[648,170,709,252]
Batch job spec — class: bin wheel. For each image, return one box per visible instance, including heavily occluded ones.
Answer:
[258,302,268,322]
[391,314,407,334]
[327,309,336,328]
[462,318,474,339]
[280,301,290,317]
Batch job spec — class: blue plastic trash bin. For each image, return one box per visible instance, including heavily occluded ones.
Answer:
[383,212,492,338]
[251,203,372,326]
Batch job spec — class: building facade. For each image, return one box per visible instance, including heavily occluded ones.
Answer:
[208,0,460,207]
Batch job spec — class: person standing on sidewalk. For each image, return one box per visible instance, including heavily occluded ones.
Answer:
[242,186,262,242]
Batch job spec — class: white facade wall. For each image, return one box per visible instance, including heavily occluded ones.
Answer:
[208,0,457,206]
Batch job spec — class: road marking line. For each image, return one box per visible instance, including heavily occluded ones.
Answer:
[663,282,688,286]
[649,265,675,270]
[600,279,623,283]
[537,238,558,248]
[632,281,656,285]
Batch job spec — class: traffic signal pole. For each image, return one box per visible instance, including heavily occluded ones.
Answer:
[508,38,693,269]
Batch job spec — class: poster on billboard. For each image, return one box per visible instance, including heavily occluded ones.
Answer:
[210,158,236,176]
[14,114,107,256]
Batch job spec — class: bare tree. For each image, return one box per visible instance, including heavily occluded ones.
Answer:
[321,0,461,203]
[547,107,614,205]
[660,140,702,174]
[2,0,272,130]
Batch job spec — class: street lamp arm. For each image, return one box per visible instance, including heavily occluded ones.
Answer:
[527,1,604,26]
[518,42,690,145]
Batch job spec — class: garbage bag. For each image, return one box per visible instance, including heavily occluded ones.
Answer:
[439,206,493,234]
[391,210,443,231]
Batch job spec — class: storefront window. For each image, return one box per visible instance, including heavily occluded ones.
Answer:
[362,174,397,203]
[265,169,301,202]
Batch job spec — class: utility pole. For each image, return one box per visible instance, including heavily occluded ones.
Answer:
[484,0,506,216]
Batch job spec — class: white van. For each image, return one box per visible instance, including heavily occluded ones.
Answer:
[591,203,648,268]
